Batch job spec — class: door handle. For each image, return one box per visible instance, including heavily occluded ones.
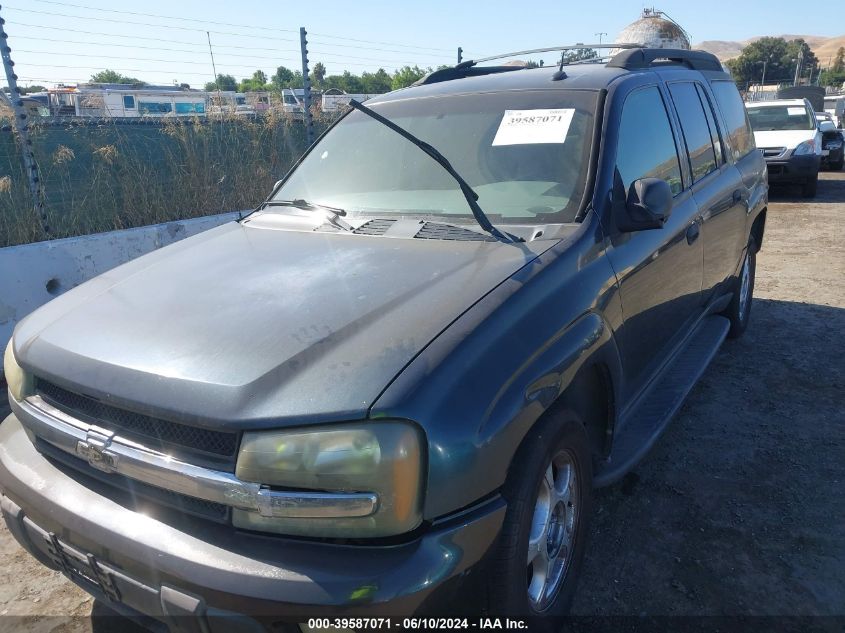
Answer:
[686,221,700,245]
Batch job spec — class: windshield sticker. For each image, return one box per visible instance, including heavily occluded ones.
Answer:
[492,109,575,146]
[787,107,806,116]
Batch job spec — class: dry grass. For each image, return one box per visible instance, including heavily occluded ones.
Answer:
[0,111,334,248]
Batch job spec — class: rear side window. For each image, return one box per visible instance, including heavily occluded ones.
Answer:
[668,82,718,183]
[710,81,755,160]
[616,86,683,195]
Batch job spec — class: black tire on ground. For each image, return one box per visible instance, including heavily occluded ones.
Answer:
[723,238,757,339]
[487,409,592,622]
[831,159,844,171]
[802,173,819,197]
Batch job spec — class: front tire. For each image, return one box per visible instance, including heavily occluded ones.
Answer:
[487,410,592,619]
[802,173,818,197]
[723,238,756,339]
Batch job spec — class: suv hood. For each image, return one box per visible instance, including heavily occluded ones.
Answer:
[753,129,818,151]
[13,221,550,429]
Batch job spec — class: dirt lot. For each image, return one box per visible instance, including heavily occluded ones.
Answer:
[0,172,843,630]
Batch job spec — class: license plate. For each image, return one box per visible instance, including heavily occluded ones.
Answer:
[45,532,122,602]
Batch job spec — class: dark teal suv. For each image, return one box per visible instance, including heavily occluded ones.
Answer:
[2,47,767,626]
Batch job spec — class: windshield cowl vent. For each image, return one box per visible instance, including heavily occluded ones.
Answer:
[414,222,496,242]
[352,218,397,235]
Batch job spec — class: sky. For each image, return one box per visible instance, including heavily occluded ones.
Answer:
[1,0,841,89]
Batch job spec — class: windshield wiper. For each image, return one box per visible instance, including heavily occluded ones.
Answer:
[262,198,352,231]
[347,99,520,243]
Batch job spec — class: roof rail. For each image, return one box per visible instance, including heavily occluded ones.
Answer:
[413,65,524,86]
[607,48,723,72]
[413,43,644,86]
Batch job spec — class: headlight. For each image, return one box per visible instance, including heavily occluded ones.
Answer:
[793,139,818,155]
[3,339,32,403]
[234,421,424,538]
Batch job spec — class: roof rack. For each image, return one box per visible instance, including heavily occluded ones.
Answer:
[413,43,643,86]
[607,48,723,72]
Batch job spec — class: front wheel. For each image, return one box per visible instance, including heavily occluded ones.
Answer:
[802,173,819,197]
[723,238,756,339]
[487,410,592,619]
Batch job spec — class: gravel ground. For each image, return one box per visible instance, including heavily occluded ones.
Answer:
[0,172,843,630]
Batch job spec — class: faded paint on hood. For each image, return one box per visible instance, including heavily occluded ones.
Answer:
[13,220,552,429]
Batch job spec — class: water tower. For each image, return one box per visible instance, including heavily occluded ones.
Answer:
[614,8,691,50]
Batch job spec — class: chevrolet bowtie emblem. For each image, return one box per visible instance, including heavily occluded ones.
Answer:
[76,428,118,473]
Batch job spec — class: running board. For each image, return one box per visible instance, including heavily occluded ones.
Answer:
[593,315,730,487]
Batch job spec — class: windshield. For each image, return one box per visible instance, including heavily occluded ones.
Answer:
[272,90,598,224]
[747,105,815,131]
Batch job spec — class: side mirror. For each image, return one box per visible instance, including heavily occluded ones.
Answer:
[618,178,673,232]
[820,121,836,132]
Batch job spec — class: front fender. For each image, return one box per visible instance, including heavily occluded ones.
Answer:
[370,217,623,519]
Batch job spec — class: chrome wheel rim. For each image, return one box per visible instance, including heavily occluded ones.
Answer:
[526,450,579,611]
[739,252,751,320]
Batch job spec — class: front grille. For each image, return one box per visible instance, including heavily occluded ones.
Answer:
[414,222,495,242]
[762,147,786,159]
[36,438,230,523]
[35,379,239,469]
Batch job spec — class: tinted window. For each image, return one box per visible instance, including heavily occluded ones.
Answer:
[746,104,815,131]
[669,82,717,183]
[711,81,755,160]
[123,95,135,109]
[275,90,598,224]
[139,101,172,114]
[696,84,724,166]
[616,86,683,195]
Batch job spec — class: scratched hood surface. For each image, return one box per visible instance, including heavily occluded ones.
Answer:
[14,221,547,429]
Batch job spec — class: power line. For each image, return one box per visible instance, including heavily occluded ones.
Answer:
[3,6,298,40]
[30,0,454,53]
[10,42,442,67]
[8,21,454,59]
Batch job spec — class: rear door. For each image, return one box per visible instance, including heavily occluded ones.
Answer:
[603,83,704,401]
[667,80,747,299]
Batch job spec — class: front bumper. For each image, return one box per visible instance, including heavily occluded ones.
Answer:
[764,153,820,183]
[0,414,505,626]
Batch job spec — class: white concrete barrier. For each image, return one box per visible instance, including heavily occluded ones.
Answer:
[0,211,241,358]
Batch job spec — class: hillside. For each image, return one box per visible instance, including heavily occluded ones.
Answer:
[696,34,845,63]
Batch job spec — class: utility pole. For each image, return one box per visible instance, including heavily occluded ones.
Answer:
[595,32,607,46]
[794,47,804,86]
[206,31,221,101]
[300,27,314,146]
[457,47,463,65]
[0,5,47,235]
[760,59,768,98]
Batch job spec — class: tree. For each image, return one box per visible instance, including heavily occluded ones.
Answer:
[833,47,845,73]
[238,70,270,92]
[204,73,237,92]
[271,66,295,89]
[726,37,818,87]
[361,68,391,93]
[391,65,427,90]
[563,48,598,63]
[310,62,326,89]
[90,69,143,85]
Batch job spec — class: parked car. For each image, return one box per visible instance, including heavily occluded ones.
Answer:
[817,114,844,171]
[746,98,822,197]
[1,47,767,625]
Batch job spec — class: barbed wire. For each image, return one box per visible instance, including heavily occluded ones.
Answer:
[29,0,455,53]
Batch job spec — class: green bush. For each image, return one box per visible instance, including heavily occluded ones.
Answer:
[0,112,333,248]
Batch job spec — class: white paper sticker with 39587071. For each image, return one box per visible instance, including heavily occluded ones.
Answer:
[492,109,576,146]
